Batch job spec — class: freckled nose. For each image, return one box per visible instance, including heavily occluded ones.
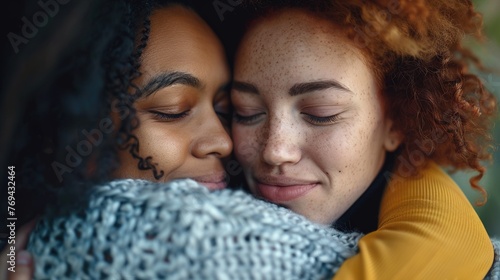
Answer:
[261,121,301,166]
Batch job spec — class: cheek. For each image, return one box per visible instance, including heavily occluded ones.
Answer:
[134,123,190,178]
[309,127,352,173]
[331,117,386,184]
[232,126,260,166]
[308,116,381,176]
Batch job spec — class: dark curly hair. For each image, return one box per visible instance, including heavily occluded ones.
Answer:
[241,0,497,204]
[1,0,198,225]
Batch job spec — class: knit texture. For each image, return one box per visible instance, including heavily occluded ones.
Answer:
[27,179,361,280]
[486,239,500,280]
[26,178,500,279]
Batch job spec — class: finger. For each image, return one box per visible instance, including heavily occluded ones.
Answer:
[16,219,38,250]
[7,251,34,280]
[2,219,37,280]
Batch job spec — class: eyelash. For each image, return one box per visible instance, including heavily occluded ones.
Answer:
[233,112,341,125]
[150,110,190,121]
[233,113,263,125]
[302,113,341,125]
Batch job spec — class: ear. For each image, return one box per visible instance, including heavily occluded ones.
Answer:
[383,119,403,152]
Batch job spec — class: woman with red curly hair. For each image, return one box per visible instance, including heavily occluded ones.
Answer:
[231,0,497,278]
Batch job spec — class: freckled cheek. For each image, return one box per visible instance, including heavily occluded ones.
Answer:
[311,124,367,174]
[320,124,360,152]
[331,125,379,183]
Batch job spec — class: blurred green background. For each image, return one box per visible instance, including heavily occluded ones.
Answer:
[456,0,500,237]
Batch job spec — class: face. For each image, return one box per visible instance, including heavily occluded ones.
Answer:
[231,9,401,225]
[114,5,232,190]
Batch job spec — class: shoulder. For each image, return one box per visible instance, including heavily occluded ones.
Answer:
[382,161,468,209]
[368,161,495,278]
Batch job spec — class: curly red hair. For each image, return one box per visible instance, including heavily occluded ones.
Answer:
[243,0,497,204]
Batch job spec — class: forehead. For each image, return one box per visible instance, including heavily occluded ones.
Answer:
[137,5,227,84]
[235,8,374,91]
[145,5,220,59]
[148,5,210,38]
[235,9,372,78]
[239,9,359,60]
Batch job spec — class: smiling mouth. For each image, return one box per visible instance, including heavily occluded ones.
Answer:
[191,174,227,191]
[255,182,318,203]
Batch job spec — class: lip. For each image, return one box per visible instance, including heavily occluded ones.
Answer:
[254,177,318,203]
[191,173,227,191]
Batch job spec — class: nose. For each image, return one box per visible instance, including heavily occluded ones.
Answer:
[261,118,301,166]
[192,112,233,159]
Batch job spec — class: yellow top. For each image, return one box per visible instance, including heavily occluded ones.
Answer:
[334,161,494,280]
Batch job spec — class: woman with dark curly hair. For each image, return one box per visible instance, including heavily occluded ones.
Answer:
[2,0,234,277]
[1,0,232,222]
[230,0,498,278]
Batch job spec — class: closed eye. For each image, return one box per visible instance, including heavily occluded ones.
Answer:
[150,110,190,121]
[301,113,340,125]
[232,112,265,125]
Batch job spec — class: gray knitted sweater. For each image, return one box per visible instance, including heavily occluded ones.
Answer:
[27,179,499,279]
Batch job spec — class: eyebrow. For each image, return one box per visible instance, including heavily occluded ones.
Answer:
[138,71,202,98]
[232,80,352,96]
[289,80,352,96]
